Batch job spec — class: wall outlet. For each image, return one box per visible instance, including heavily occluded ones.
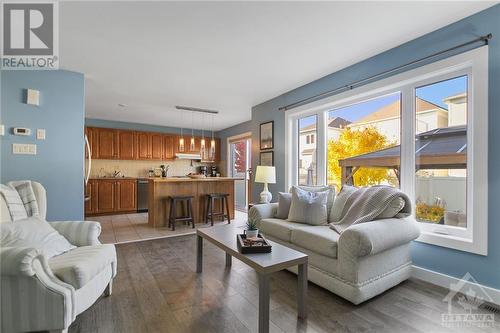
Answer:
[12,143,37,155]
[37,129,46,140]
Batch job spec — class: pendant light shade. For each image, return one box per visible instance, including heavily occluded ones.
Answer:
[209,114,215,159]
[200,114,206,159]
[190,111,195,151]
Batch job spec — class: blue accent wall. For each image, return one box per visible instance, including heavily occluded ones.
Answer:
[1,70,85,221]
[232,5,499,288]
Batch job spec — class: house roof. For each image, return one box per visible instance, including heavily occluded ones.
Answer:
[339,125,466,169]
[328,117,351,128]
[353,97,447,124]
[301,148,316,155]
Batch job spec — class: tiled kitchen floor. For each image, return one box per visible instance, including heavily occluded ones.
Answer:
[88,210,248,244]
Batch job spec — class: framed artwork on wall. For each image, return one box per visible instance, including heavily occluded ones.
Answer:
[260,121,274,150]
[260,151,274,166]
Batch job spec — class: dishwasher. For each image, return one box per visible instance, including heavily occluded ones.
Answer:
[137,179,149,212]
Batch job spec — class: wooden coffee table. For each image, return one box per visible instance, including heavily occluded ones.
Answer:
[196,225,308,333]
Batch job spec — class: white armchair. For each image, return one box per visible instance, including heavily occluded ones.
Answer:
[0,181,117,333]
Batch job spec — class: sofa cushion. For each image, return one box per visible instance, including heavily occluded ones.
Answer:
[259,218,303,242]
[291,225,340,258]
[0,216,76,258]
[287,186,329,225]
[275,192,292,219]
[49,244,116,289]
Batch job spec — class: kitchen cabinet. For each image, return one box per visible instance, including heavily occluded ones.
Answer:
[86,179,137,216]
[117,130,136,160]
[96,180,116,213]
[164,135,175,160]
[96,128,118,159]
[84,127,221,162]
[115,179,137,211]
[137,132,151,159]
[151,133,164,160]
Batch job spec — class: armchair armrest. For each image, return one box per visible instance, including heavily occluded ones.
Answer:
[0,246,43,276]
[338,217,420,257]
[50,221,102,246]
[249,203,278,227]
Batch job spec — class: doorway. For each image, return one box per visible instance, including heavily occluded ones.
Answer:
[228,133,252,212]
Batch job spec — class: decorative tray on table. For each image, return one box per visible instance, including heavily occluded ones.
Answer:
[237,234,272,254]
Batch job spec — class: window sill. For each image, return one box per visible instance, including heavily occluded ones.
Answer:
[416,230,487,256]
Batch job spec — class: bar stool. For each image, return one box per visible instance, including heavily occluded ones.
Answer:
[168,195,195,231]
[205,193,231,226]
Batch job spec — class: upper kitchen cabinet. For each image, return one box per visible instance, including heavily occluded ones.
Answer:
[136,131,151,159]
[151,133,164,160]
[117,130,136,160]
[164,135,175,160]
[96,128,118,159]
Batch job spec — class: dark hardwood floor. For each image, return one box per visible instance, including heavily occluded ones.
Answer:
[69,235,499,333]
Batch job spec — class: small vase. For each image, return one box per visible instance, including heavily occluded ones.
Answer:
[245,229,259,238]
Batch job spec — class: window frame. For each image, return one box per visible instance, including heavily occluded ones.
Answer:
[285,46,488,255]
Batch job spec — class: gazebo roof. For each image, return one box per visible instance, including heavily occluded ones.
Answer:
[339,126,467,169]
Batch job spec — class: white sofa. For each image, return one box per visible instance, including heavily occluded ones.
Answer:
[0,181,117,333]
[249,202,420,304]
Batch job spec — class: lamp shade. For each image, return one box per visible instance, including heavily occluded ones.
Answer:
[255,166,276,184]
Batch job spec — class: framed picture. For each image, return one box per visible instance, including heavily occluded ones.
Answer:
[260,151,274,166]
[260,121,274,150]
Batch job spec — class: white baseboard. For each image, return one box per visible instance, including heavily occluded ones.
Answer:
[412,265,500,306]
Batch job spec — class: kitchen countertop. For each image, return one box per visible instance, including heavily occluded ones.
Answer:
[150,177,243,182]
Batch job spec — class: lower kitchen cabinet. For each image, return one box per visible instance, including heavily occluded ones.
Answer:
[85,179,137,216]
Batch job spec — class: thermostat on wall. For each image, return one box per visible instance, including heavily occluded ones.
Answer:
[13,127,31,136]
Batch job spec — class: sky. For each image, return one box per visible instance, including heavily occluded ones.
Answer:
[299,75,467,128]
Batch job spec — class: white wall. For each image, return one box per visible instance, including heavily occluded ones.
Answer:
[416,176,466,212]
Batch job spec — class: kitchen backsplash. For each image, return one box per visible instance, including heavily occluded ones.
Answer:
[88,159,212,178]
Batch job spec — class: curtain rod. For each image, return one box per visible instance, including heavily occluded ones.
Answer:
[279,33,492,111]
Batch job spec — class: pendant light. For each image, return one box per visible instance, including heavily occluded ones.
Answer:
[189,111,195,151]
[179,111,185,152]
[210,114,216,159]
[200,114,206,159]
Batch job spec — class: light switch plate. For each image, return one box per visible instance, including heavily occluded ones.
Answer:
[12,143,37,155]
[26,89,40,106]
[37,129,46,140]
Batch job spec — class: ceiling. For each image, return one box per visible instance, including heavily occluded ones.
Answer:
[60,1,495,131]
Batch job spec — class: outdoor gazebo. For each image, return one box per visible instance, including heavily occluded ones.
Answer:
[339,126,467,185]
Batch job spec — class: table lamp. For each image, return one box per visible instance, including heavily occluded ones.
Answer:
[255,166,276,203]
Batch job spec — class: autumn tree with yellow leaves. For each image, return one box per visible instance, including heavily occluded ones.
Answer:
[327,127,395,189]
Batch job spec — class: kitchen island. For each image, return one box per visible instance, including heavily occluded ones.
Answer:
[148,177,243,228]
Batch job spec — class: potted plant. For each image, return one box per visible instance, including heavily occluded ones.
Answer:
[245,219,259,238]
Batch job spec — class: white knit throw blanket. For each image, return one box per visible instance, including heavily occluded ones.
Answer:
[329,186,411,234]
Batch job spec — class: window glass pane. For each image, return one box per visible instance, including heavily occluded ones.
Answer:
[415,75,467,228]
[231,141,247,177]
[299,115,317,185]
[327,93,401,190]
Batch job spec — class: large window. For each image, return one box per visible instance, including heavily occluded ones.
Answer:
[286,47,488,255]
[415,76,468,228]
[298,115,317,185]
[327,93,401,190]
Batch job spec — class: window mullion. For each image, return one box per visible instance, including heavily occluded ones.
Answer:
[400,87,415,213]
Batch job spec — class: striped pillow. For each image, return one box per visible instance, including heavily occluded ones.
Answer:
[0,184,28,221]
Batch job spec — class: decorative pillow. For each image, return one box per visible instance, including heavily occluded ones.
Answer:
[0,217,76,259]
[0,184,28,221]
[287,186,329,225]
[13,181,40,217]
[275,192,292,219]
[376,197,405,219]
[296,185,336,220]
[329,185,357,223]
